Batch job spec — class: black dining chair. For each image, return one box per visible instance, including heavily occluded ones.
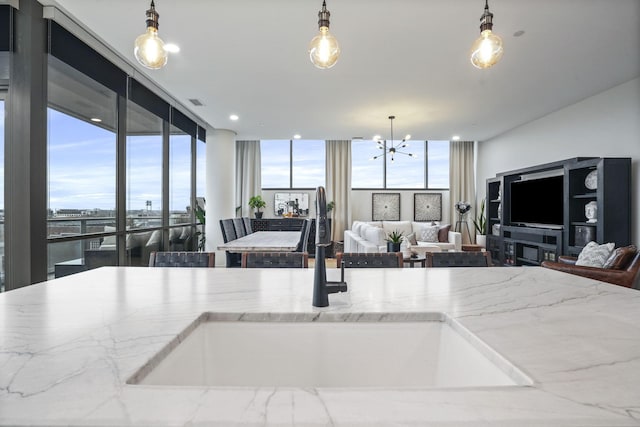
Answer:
[242,216,253,234]
[149,251,215,267]
[241,252,309,268]
[425,251,492,267]
[220,219,241,267]
[233,217,247,238]
[335,252,404,268]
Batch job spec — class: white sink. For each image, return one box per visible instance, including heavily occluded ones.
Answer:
[130,313,532,388]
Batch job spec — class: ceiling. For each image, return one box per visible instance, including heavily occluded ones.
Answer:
[47,0,640,142]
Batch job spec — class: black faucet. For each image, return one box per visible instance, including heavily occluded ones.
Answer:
[313,186,347,307]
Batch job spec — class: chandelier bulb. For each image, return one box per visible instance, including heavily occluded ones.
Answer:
[308,1,340,69]
[134,0,168,70]
[470,0,504,69]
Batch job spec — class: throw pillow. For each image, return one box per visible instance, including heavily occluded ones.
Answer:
[404,232,418,246]
[419,226,439,243]
[575,241,615,267]
[602,245,637,270]
[438,224,451,243]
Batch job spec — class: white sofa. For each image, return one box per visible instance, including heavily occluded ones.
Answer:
[343,220,462,254]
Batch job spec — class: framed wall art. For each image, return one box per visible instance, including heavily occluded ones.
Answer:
[372,193,400,221]
[414,193,442,222]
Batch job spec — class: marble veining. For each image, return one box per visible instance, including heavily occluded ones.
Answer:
[1,266,639,426]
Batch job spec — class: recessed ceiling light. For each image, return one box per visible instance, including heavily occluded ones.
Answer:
[90,117,102,123]
[452,135,461,141]
[229,114,239,121]
[293,134,301,139]
[164,43,180,53]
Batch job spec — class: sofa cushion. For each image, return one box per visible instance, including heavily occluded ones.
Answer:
[576,241,615,267]
[602,245,637,270]
[352,221,364,237]
[438,224,451,242]
[363,224,386,247]
[404,232,418,246]
[419,225,439,243]
[383,220,412,237]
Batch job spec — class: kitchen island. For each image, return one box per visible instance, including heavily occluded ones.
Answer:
[1,266,639,426]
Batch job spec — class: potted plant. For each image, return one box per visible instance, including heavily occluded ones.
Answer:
[326,201,335,216]
[248,195,267,219]
[385,230,404,252]
[473,198,487,247]
[194,201,206,251]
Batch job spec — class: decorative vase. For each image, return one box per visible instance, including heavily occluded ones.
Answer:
[585,201,597,223]
[387,242,401,252]
[255,212,263,219]
[476,234,486,248]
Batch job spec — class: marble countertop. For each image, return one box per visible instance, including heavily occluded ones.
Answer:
[1,266,639,426]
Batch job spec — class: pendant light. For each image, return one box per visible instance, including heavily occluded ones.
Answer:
[469,0,504,69]
[371,116,416,162]
[134,0,168,70]
[308,1,340,69]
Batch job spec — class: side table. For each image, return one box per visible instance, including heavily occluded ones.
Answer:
[403,255,426,268]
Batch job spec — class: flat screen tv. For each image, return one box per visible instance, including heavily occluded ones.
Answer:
[509,175,564,229]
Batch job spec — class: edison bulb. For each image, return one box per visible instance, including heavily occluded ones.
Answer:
[134,27,168,70]
[309,26,340,69]
[470,29,503,69]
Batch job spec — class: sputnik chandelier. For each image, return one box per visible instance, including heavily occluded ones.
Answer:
[371,116,416,162]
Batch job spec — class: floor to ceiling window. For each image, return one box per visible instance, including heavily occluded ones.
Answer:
[352,140,450,189]
[126,100,163,229]
[47,57,118,276]
[261,139,325,189]
[169,125,191,225]
[0,97,4,290]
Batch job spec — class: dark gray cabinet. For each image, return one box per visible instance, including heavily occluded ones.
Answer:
[486,157,631,266]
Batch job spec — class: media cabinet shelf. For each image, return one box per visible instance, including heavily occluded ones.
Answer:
[485,157,631,266]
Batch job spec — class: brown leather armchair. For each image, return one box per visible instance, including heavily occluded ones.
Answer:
[541,246,640,289]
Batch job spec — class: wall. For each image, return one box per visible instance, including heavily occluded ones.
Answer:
[477,77,640,245]
[260,188,453,231]
[206,129,236,266]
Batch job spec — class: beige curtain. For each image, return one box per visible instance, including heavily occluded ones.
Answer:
[325,140,352,242]
[235,140,261,217]
[449,140,475,244]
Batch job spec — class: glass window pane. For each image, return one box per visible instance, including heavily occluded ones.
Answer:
[261,140,290,188]
[386,140,425,188]
[168,225,195,251]
[47,58,117,239]
[196,139,206,199]
[0,98,4,290]
[427,141,450,189]
[126,229,163,267]
[127,100,163,229]
[49,236,105,279]
[292,140,325,188]
[169,127,191,225]
[351,140,383,188]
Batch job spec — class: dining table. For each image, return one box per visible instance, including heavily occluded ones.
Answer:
[217,231,302,253]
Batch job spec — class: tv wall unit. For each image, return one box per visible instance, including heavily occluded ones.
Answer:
[486,157,631,267]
